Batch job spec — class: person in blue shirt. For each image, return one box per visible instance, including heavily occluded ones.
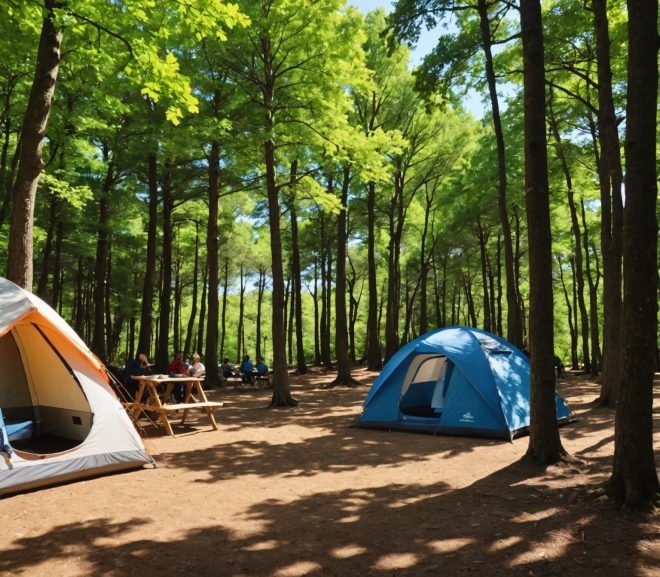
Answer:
[255,356,270,389]
[255,356,268,376]
[123,353,151,400]
[240,355,254,385]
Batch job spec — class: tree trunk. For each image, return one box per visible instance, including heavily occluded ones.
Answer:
[365,182,382,369]
[287,267,295,366]
[333,163,358,386]
[51,219,63,310]
[237,262,246,362]
[324,237,333,369]
[74,255,84,336]
[173,259,182,353]
[156,167,173,373]
[184,224,200,358]
[520,0,567,464]
[92,154,114,362]
[476,0,523,347]
[593,0,624,407]
[556,253,577,368]
[581,201,602,375]
[606,0,659,508]
[548,98,591,372]
[476,219,492,332]
[256,266,266,360]
[205,141,220,387]
[313,256,320,365]
[220,256,229,360]
[36,192,58,302]
[418,189,432,335]
[137,152,159,358]
[0,82,17,227]
[7,0,62,290]
[288,160,308,373]
[320,210,333,369]
[196,262,207,356]
[261,34,296,406]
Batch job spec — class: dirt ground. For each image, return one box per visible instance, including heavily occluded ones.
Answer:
[1,369,658,577]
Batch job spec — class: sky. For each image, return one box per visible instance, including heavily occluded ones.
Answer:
[346,0,437,67]
[346,0,486,119]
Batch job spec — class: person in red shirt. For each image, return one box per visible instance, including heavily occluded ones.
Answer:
[168,351,189,401]
[168,350,188,376]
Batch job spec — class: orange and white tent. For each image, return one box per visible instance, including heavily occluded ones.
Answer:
[0,277,152,495]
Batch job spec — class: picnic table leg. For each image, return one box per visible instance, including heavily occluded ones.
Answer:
[145,383,175,437]
[194,381,218,430]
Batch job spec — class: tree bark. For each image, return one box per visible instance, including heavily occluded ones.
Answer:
[7,0,63,290]
[256,266,266,360]
[606,0,659,508]
[313,255,320,365]
[581,201,602,375]
[288,160,308,373]
[156,166,174,373]
[184,224,200,358]
[261,35,296,406]
[476,219,492,332]
[137,152,159,358]
[593,0,624,406]
[476,0,523,347]
[220,256,229,360]
[36,193,58,302]
[196,261,207,356]
[205,141,220,387]
[520,0,567,464]
[365,181,382,369]
[92,153,115,362]
[548,99,591,372]
[333,163,358,386]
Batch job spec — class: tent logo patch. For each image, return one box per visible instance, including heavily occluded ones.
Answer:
[460,411,474,423]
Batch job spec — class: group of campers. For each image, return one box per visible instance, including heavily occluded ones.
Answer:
[122,351,270,399]
[220,355,270,388]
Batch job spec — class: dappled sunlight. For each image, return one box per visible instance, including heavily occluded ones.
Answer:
[335,515,361,523]
[244,539,280,551]
[273,561,322,576]
[330,544,368,558]
[427,537,476,554]
[372,552,419,570]
[489,535,524,552]
[510,507,569,524]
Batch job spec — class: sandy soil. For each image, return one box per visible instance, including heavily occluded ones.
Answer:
[1,370,658,577]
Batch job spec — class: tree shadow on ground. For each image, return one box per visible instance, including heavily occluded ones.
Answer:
[1,462,656,577]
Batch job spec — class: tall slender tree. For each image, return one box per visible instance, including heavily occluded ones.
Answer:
[520,0,567,465]
[606,0,659,508]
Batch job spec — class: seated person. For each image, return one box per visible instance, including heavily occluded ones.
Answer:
[255,356,269,389]
[169,350,189,401]
[554,354,566,379]
[190,353,206,377]
[169,350,188,376]
[255,356,268,376]
[220,357,235,381]
[123,353,152,400]
[240,355,254,385]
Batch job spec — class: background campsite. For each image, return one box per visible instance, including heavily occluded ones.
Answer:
[0,0,658,557]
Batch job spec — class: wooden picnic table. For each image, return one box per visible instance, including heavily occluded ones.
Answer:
[128,375,223,436]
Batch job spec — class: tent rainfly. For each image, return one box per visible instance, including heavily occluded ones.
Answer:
[354,326,573,440]
[0,277,153,495]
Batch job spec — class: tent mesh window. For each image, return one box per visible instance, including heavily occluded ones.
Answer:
[399,355,448,417]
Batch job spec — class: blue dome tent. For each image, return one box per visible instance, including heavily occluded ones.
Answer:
[354,326,573,440]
